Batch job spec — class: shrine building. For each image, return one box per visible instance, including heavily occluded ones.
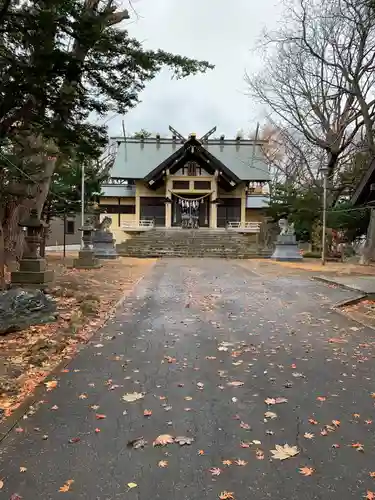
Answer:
[99,126,270,243]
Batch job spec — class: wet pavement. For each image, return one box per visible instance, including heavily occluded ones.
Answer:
[1,258,375,500]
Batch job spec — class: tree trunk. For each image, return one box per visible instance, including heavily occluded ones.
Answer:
[0,216,6,290]
[360,208,375,265]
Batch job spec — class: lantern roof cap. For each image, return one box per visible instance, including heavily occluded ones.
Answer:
[19,209,44,228]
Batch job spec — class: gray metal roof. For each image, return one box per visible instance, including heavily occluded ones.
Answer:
[109,138,270,182]
[101,185,136,197]
[246,195,270,208]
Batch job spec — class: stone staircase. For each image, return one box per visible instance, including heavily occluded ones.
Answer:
[116,229,271,258]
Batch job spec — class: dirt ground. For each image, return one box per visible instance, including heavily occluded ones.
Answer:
[240,258,375,277]
[264,258,375,275]
[0,254,156,418]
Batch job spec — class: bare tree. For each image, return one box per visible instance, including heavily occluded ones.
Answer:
[246,0,375,197]
[260,122,326,189]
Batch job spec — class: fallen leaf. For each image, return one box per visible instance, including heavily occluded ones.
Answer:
[122,392,144,403]
[352,442,364,448]
[127,482,137,489]
[0,480,3,489]
[164,356,176,363]
[45,380,58,390]
[270,444,299,460]
[209,467,222,476]
[59,479,74,492]
[219,491,235,500]
[158,460,168,468]
[153,434,174,446]
[240,421,251,429]
[68,437,81,444]
[264,397,288,405]
[299,466,314,476]
[175,436,194,446]
[222,459,232,466]
[95,414,106,420]
[143,409,152,417]
[235,459,247,466]
[240,441,251,448]
[308,418,318,425]
[198,449,205,456]
[197,382,204,389]
[316,396,326,402]
[264,411,277,420]
[304,432,314,440]
[127,437,147,449]
[256,449,265,460]
[365,491,375,500]
[369,472,375,478]
[332,420,340,427]
[227,381,244,387]
[352,442,364,452]
[328,338,348,344]
[19,467,27,472]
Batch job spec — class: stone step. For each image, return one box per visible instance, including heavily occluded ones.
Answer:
[116,229,266,258]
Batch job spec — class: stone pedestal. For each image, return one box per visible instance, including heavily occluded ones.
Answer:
[271,234,303,261]
[11,209,54,290]
[92,230,118,259]
[73,222,102,269]
[11,258,54,288]
[73,248,102,269]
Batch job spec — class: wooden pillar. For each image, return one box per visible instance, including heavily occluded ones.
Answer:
[210,177,218,228]
[165,202,172,228]
[241,188,246,227]
[135,182,141,223]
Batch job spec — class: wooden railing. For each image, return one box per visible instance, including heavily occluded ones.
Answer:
[121,219,155,230]
[227,221,261,233]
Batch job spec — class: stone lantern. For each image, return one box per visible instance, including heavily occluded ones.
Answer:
[11,209,54,289]
[73,220,101,269]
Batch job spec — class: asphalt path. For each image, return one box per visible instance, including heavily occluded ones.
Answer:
[0,259,374,500]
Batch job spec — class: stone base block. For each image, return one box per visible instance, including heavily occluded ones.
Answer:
[19,259,47,272]
[94,252,118,260]
[11,269,54,288]
[271,243,303,261]
[73,250,102,269]
[93,231,118,260]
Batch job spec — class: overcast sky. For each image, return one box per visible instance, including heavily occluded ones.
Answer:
[105,0,283,139]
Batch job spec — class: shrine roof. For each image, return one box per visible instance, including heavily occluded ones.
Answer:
[108,136,270,183]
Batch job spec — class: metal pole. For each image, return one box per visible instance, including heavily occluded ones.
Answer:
[63,212,66,258]
[81,163,85,248]
[321,172,327,266]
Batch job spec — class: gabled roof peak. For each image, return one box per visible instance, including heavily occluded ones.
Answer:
[111,136,268,147]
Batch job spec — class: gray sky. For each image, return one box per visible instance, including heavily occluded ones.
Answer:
[106,0,282,139]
